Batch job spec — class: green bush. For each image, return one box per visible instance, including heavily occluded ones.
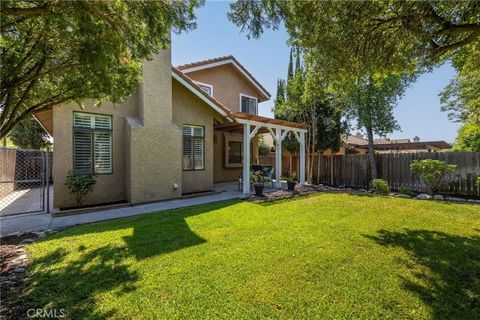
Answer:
[398,186,414,196]
[477,177,480,190]
[65,171,96,206]
[370,179,389,195]
[410,159,457,194]
[282,171,297,183]
[453,124,480,152]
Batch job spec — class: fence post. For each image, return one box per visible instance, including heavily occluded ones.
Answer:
[45,151,50,213]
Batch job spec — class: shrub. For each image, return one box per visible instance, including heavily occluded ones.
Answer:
[370,179,389,195]
[282,171,297,183]
[477,177,480,190]
[410,159,457,194]
[250,171,264,185]
[398,186,414,196]
[65,170,96,206]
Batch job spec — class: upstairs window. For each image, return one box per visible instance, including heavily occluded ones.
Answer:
[240,94,258,115]
[183,125,205,170]
[194,81,213,96]
[73,112,112,175]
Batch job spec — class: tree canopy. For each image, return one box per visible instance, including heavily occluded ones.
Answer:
[8,116,51,149]
[229,0,480,79]
[1,0,201,138]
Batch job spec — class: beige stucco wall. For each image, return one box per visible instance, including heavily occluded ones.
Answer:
[52,97,138,209]
[213,131,259,183]
[53,48,184,209]
[185,64,263,112]
[172,79,220,194]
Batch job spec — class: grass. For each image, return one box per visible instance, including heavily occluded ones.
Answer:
[25,194,480,319]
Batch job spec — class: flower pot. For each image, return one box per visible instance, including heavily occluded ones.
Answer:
[254,184,264,196]
[287,181,296,191]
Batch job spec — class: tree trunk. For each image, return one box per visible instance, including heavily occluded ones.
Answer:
[366,125,377,180]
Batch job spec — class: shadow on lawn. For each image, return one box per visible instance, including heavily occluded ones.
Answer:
[366,229,480,320]
[18,201,235,319]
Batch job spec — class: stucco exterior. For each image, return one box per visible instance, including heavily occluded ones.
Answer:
[172,79,223,194]
[47,51,271,210]
[52,49,184,209]
[52,98,137,209]
[184,64,263,113]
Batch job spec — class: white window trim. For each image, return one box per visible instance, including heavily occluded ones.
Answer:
[239,93,258,115]
[192,80,214,96]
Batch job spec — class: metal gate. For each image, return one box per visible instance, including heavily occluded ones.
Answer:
[0,148,50,216]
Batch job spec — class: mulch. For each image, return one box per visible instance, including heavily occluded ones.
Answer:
[0,233,38,320]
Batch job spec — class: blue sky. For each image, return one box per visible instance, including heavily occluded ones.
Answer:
[172,1,460,143]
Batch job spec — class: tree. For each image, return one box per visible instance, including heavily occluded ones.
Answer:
[228,1,480,78]
[1,0,201,138]
[8,116,50,149]
[342,74,411,179]
[453,124,480,151]
[274,49,346,182]
[440,42,480,125]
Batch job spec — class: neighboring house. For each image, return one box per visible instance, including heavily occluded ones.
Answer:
[34,50,306,210]
[340,134,452,154]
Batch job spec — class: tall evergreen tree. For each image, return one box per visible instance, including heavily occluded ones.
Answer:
[287,49,294,81]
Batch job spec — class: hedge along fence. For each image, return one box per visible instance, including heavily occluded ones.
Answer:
[258,152,480,196]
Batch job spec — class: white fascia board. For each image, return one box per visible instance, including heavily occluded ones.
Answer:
[234,118,308,133]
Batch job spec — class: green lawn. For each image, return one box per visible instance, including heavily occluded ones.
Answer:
[25,194,480,319]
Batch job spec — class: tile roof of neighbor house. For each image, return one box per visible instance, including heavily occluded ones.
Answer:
[176,55,271,100]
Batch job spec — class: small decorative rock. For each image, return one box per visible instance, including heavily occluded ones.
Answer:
[20,239,35,244]
[395,194,412,199]
[358,189,368,193]
[416,193,432,200]
[13,268,25,273]
[0,276,9,283]
[33,231,47,238]
[433,195,444,201]
[446,197,466,202]
[467,199,480,204]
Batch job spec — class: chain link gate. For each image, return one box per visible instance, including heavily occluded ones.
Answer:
[0,148,51,216]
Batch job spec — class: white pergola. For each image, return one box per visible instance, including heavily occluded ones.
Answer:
[223,113,308,194]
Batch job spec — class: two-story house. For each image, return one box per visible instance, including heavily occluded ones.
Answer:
[34,48,307,210]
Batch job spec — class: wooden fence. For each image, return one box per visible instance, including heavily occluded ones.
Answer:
[258,152,480,196]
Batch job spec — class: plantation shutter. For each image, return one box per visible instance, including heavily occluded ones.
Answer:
[183,126,193,170]
[93,115,112,174]
[183,125,204,170]
[73,112,112,175]
[193,127,204,170]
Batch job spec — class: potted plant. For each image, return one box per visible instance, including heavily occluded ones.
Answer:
[250,170,264,196]
[283,171,297,191]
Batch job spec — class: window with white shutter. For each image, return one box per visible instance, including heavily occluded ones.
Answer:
[183,125,204,171]
[73,112,112,175]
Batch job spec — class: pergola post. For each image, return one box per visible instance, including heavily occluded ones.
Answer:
[275,128,282,188]
[299,131,306,186]
[242,122,251,194]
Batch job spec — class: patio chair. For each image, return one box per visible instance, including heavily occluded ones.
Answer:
[251,165,274,188]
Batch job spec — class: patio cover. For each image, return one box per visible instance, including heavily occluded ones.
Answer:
[216,112,308,194]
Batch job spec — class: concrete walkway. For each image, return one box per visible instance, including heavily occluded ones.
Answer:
[0,190,242,237]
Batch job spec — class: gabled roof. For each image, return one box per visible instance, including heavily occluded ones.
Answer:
[171,67,232,118]
[176,55,271,101]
